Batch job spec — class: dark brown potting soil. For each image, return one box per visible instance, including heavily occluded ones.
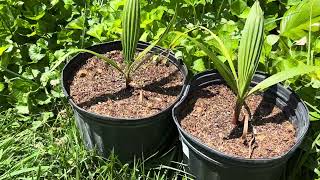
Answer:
[69,50,183,118]
[179,84,296,159]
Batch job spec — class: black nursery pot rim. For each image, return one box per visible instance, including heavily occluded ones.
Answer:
[172,70,309,165]
[61,40,188,124]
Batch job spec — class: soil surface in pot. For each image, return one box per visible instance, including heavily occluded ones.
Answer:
[69,50,183,118]
[179,84,296,159]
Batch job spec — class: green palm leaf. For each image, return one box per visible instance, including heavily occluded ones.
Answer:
[122,0,140,65]
[198,26,237,81]
[174,31,237,92]
[191,38,238,92]
[237,1,264,99]
[248,65,320,95]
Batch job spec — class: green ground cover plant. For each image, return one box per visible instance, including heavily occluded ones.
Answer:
[0,0,320,179]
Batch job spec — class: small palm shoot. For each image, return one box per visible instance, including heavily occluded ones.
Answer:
[56,0,176,88]
[176,1,320,138]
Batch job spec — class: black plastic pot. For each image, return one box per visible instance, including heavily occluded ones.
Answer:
[61,41,188,162]
[172,70,309,180]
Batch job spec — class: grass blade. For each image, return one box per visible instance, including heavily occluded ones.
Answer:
[0,166,49,180]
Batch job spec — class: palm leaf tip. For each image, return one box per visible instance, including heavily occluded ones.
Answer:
[122,0,140,64]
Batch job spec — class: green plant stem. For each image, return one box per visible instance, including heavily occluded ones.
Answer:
[307,0,313,65]
[217,0,225,20]
[193,6,197,24]
[233,98,244,125]
[124,70,131,87]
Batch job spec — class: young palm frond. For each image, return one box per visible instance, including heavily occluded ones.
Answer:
[122,0,140,65]
[233,1,264,126]
[122,0,140,86]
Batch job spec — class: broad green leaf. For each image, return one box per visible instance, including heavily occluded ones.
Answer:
[28,45,45,63]
[7,78,35,104]
[14,18,32,29]
[265,15,278,31]
[169,27,198,49]
[0,45,9,56]
[49,50,75,72]
[249,65,320,95]
[51,0,59,6]
[122,0,140,64]
[310,111,320,121]
[34,92,52,105]
[266,34,279,46]
[230,0,247,16]
[23,3,46,21]
[0,82,4,92]
[194,50,207,57]
[66,16,85,30]
[183,0,207,6]
[153,28,166,40]
[237,1,264,99]
[280,0,320,39]
[287,0,302,5]
[16,105,29,114]
[87,24,104,40]
[193,59,206,72]
[141,6,166,28]
[36,39,48,49]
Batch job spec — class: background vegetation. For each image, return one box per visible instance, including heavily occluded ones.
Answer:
[0,0,319,179]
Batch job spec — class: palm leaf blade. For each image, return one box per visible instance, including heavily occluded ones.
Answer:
[188,36,237,92]
[248,65,320,95]
[122,0,140,64]
[198,26,237,82]
[237,1,264,99]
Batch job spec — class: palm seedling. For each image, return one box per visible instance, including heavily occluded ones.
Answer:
[176,1,319,138]
[56,0,176,88]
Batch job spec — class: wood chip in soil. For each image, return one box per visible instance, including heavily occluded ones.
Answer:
[179,84,296,159]
[69,50,183,119]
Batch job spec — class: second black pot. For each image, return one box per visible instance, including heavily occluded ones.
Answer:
[61,41,188,162]
[172,70,309,180]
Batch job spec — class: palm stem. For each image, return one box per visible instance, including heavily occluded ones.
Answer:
[233,98,244,125]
